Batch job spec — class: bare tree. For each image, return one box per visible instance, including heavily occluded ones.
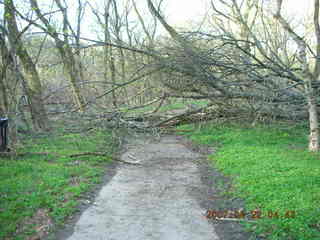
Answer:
[144,0,320,150]
[5,0,48,131]
[29,0,86,112]
[90,0,118,107]
[273,0,320,151]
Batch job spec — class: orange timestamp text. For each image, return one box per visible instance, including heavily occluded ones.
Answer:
[205,209,296,219]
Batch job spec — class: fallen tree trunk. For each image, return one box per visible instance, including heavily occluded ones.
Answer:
[152,103,214,127]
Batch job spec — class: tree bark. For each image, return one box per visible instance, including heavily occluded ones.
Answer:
[308,95,319,151]
[29,0,86,112]
[274,0,320,151]
[104,0,117,107]
[5,0,48,131]
[0,35,8,116]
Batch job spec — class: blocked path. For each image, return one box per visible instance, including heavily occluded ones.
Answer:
[65,135,219,240]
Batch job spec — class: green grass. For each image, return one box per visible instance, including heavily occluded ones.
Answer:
[125,100,210,114]
[0,129,116,239]
[158,100,209,112]
[178,123,320,240]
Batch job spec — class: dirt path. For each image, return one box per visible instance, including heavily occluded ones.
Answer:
[55,134,252,240]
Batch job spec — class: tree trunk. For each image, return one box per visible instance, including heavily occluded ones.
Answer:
[0,76,7,116]
[273,0,320,151]
[0,66,8,116]
[60,46,86,112]
[104,0,117,108]
[5,0,48,131]
[308,94,319,151]
[29,0,86,112]
[0,34,8,116]
[0,32,20,147]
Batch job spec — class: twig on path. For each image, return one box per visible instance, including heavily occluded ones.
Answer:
[127,154,137,161]
[113,157,142,165]
[0,151,141,165]
[69,152,142,165]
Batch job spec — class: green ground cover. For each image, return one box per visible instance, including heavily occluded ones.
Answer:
[0,129,116,239]
[178,123,320,240]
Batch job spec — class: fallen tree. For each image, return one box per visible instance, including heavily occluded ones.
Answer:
[145,0,320,150]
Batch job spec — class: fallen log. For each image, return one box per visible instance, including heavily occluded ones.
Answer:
[152,103,214,127]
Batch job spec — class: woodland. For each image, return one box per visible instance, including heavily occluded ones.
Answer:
[1,1,320,239]
[0,0,320,151]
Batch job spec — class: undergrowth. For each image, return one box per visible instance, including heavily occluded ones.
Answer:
[178,122,320,240]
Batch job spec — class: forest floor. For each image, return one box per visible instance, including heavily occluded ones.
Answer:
[50,132,253,240]
[3,102,318,239]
